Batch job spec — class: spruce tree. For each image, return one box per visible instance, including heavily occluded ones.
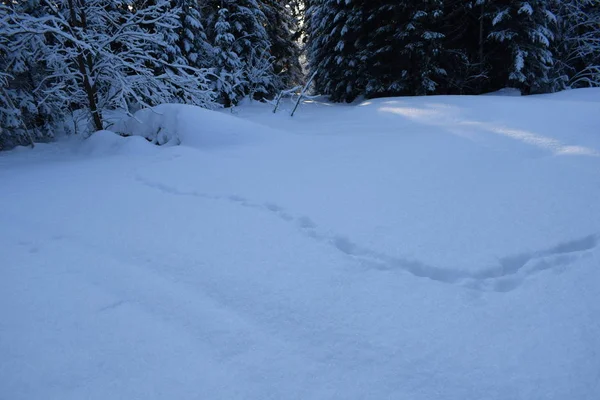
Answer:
[487,0,557,93]
[364,1,446,97]
[204,0,275,103]
[306,0,335,95]
[260,0,303,90]
[307,0,367,102]
[212,7,245,106]
[438,0,491,94]
[177,0,213,70]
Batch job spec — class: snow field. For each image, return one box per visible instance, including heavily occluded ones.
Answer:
[1,89,600,400]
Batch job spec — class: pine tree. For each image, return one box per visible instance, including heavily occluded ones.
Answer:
[260,0,303,90]
[308,0,450,100]
[211,7,245,106]
[203,0,275,104]
[437,0,491,94]
[362,1,400,97]
[307,0,367,102]
[403,0,447,95]
[177,0,213,70]
[306,0,334,95]
[364,1,446,97]
[487,0,557,93]
[147,0,215,106]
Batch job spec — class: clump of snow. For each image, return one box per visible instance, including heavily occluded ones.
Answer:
[115,104,275,148]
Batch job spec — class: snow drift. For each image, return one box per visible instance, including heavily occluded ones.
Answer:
[116,104,278,148]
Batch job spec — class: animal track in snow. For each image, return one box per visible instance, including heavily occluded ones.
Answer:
[297,216,317,229]
[136,175,599,292]
[97,300,129,313]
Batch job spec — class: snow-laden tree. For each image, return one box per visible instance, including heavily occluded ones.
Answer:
[402,0,447,95]
[550,0,600,88]
[132,0,213,70]
[0,0,63,148]
[146,0,216,106]
[434,0,493,94]
[305,0,333,94]
[203,0,275,104]
[308,0,449,100]
[306,0,368,102]
[329,0,368,102]
[260,0,303,91]
[1,0,215,138]
[487,0,557,93]
[211,7,245,106]
[176,0,214,70]
[0,70,29,150]
[364,0,447,97]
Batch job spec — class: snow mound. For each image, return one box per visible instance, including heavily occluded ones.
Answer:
[534,87,600,103]
[116,104,275,148]
[482,87,522,96]
[77,130,156,157]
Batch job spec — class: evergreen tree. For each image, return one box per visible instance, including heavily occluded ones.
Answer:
[487,0,557,93]
[438,0,491,94]
[309,0,448,100]
[402,0,447,95]
[307,0,367,102]
[260,0,303,90]
[203,0,275,104]
[364,0,446,97]
[211,7,245,106]
[306,0,334,95]
[177,0,213,70]
[148,0,215,106]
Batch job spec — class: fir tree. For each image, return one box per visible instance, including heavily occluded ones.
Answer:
[260,0,303,90]
[307,0,367,102]
[177,0,213,70]
[211,7,245,106]
[204,0,275,103]
[364,1,446,97]
[487,0,557,93]
[438,0,491,94]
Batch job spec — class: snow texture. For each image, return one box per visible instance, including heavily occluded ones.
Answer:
[2,89,600,400]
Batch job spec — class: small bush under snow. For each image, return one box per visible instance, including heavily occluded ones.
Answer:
[115,104,271,148]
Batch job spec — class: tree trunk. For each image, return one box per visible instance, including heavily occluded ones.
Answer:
[68,0,103,131]
[479,3,485,69]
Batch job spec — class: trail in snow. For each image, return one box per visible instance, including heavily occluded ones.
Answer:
[136,174,599,292]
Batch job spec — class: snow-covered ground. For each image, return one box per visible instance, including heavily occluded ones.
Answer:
[1,89,600,400]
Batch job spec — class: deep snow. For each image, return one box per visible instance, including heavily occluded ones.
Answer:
[1,89,600,400]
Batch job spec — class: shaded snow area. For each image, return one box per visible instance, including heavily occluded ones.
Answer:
[2,89,600,400]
